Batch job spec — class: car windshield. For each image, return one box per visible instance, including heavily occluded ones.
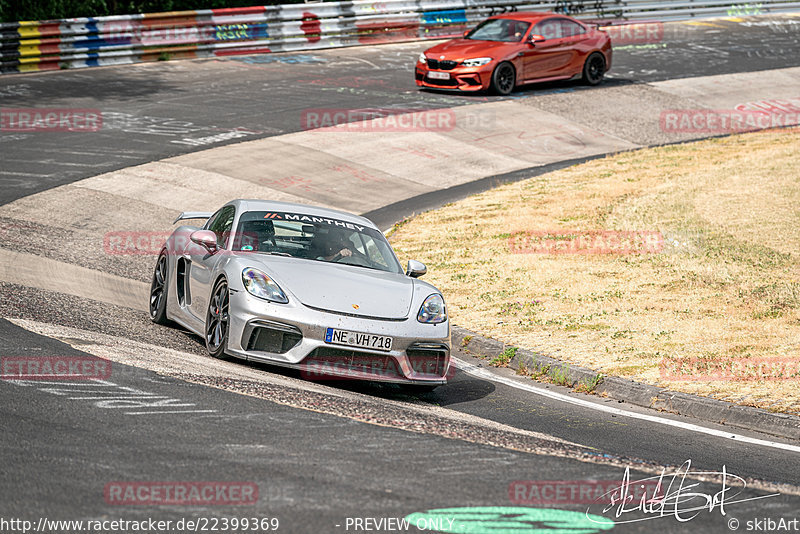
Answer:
[466,19,531,42]
[233,210,403,274]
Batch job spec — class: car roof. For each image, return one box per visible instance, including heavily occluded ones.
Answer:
[489,11,566,23]
[227,199,378,230]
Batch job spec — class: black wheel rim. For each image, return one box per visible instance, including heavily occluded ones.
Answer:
[206,281,229,352]
[497,64,514,94]
[149,255,167,318]
[588,56,604,83]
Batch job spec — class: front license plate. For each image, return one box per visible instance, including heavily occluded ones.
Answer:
[325,328,393,352]
[428,71,450,80]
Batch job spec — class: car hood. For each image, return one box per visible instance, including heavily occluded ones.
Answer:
[425,38,519,61]
[254,257,414,320]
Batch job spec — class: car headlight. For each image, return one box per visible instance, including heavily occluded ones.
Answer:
[418,53,427,64]
[242,267,288,304]
[417,294,447,324]
[461,57,493,67]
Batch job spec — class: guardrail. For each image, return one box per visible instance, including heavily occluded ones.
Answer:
[2,0,799,74]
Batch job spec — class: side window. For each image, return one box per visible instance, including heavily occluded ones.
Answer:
[560,20,586,38]
[533,19,562,40]
[207,206,236,249]
[508,20,530,42]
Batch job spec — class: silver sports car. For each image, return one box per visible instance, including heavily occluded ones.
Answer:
[149,199,451,386]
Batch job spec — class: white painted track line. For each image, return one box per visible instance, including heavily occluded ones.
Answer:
[453,357,800,454]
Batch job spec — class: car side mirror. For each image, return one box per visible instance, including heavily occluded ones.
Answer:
[529,34,546,44]
[463,30,470,37]
[190,229,218,254]
[406,260,427,278]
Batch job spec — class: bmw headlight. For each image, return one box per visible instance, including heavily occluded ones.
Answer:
[418,53,427,64]
[417,294,447,324]
[461,57,492,67]
[242,267,288,304]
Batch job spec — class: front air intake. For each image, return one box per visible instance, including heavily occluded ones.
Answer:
[246,321,302,354]
[406,343,449,377]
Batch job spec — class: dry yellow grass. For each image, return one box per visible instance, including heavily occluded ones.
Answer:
[390,128,800,414]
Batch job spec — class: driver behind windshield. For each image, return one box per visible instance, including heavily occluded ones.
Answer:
[308,228,355,261]
[468,19,530,42]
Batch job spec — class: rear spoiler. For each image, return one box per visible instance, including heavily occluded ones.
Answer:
[173,211,214,224]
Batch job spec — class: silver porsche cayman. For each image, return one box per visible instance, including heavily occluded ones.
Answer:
[149,199,451,387]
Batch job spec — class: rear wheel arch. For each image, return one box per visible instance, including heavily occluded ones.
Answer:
[582,51,606,85]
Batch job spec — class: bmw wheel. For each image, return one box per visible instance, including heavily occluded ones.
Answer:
[205,278,230,359]
[149,252,170,325]
[490,62,516,96]
[582,52,605,86]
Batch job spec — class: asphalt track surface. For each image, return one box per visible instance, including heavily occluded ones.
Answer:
[2,15,800,534]
[2,15,800,205]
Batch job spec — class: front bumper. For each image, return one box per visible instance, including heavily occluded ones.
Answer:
[415,63,494,92]
[227,290,452,385]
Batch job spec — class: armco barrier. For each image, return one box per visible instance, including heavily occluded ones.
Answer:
[2,0,800,74]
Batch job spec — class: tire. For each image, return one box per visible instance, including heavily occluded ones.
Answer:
[149,252,171,325]
[490,62,516,96]
[205,278,231,359]
[582,52,605,86]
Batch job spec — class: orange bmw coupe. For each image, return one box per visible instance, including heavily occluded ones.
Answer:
[415,12,612,95]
